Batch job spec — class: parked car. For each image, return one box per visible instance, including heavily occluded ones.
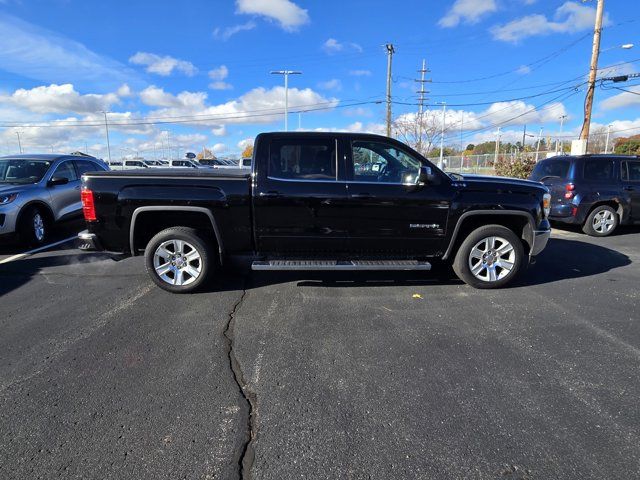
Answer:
[529,154,640,236]
[0,154,108,245]
[239,158,252,168]
[79,132,551,292]
[170,159,201,169]
[122,160,149,170]
[197,159,237,169]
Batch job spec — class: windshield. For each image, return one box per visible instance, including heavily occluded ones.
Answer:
[0,159,52,184]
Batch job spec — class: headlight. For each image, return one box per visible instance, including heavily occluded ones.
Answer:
[542,193,551,218]
[0,193,19,205]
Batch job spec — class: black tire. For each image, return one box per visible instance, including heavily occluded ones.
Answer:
[582,205,618,237]
[452,224,524,289]
[144,227,214,293]
[18,206,48,246]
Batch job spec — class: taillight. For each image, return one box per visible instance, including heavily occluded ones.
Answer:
[564,183,575,200]
[81,188,96,221]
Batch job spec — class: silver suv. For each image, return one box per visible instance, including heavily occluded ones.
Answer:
[0,154,108,245]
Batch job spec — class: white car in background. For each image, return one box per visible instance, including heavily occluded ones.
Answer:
[169,159,202,169]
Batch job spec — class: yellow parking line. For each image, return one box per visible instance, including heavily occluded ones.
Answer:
[0,236,78,265]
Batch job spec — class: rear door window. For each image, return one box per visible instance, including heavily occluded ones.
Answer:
[530,159,570,181]
[269,138,337,181]
[583,159,615,181]
[623,161,640,181]
[75,160,102,175]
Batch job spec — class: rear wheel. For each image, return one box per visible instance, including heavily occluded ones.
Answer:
[582,205,618,237]
[453,225,524,289]
[144,227,213,293]
[19,206,48,246]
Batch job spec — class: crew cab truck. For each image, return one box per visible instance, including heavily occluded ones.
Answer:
[79,132,551,292]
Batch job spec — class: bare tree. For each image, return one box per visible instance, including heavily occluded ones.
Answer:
[587,126,608,154]
[393,111,449,156]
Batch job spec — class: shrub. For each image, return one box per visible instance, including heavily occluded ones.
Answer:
[494,155,537,179]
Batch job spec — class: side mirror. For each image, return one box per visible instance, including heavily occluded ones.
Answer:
[48,176,69,187]
[417,166,437,185]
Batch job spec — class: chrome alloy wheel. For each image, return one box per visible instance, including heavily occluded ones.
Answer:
[468,236,516,282]
[153,239,202,286]
[33,213,45,242]
[592,209,615,234]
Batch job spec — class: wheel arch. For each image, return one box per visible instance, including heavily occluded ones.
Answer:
[17,200,55,229]
[584,200,623,222]
[129,206,224,263]
[442,210,535,261]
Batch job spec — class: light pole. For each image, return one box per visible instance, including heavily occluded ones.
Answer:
[438,102,446,169]
[535,127,544,162]
[494,127,501,165]
[15,131,23,154]
[556,115,567,154]
[270,70,302,131]
[101,111,112,164]
[604,124,612,153]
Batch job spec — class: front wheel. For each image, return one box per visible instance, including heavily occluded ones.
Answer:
[144,227,213,293]
[19,206,48,246]
[453,225,524,289]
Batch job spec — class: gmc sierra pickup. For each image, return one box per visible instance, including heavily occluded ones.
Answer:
[79,132,551,292]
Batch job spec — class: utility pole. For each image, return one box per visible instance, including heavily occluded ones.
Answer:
[556,115,567,153]
[385,44,395,137]
[15,131,22,154]
[522,125,527,152]
[438,102,446,169]
[270,70,302,131]
[535,127,544,162]
[579,0,605,146]
[415,58,431,153]
[604,124,611,153]
[101,111,112,164]
[494,127,501,164]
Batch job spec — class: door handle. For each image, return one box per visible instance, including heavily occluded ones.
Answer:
[350,193,373,199]
[259,191,282,198]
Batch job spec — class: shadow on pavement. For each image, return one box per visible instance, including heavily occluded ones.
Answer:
[516,237,631,287]
[0,252,119,298]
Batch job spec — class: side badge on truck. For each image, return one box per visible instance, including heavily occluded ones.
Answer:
[410,223,440,229]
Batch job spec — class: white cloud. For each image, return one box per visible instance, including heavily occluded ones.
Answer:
[439,0,497,28]
[208,65,233,90]
[211,125,228,136]
[317,79,342,91]
[516,65,531,75]
[600,86,640,110]
[482,100,567,126]
[117,84,133,97]
[236,0,309,31]
[491,1,609,43]
[140,85,338,127]
[213,21,257,41]
[322,38,363,54]
[0,83,122,114]
[129,52,197,76]
[0,12,139,89]
[349,69,372,77]
[212,143,227,154]
[237,138,254,151]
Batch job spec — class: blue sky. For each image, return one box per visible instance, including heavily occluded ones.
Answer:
[0,0,638,159]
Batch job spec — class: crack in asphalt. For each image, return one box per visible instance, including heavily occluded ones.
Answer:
[223,281,257,480]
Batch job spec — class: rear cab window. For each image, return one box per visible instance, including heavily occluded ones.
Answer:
[268,138,337,181]
[530,158,571,181]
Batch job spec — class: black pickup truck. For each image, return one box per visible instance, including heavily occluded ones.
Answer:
[79,132,551,292]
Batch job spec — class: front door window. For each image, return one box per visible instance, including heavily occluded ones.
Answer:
[351,141,421,184]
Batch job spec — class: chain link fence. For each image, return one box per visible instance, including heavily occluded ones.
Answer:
[437,151,559,175]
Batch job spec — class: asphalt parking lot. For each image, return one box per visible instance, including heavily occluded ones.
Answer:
[1,225,639,479]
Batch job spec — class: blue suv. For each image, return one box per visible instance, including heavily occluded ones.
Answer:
[529,154,640,236]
